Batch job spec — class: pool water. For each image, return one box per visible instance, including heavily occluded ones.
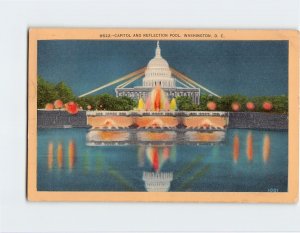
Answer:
[37,128,288,192]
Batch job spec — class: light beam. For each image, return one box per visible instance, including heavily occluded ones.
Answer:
[117,73,144,88]
[79,67,146,97]
[171,67,220,98]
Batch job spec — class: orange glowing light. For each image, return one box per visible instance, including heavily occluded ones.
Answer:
[187,132,219,142]
[135,116,178,128]
[137,131,176,141]
[45,103,54,110]
[152,147,159,171]
[263,134,271,163]
[98,131,129,141]
[57,143,63,169]
[88,116,133,129]
[154,85,161,111]
[247,132,253,161]
[231,102,241,112]
[183,116,225,128]
[47,142,53,170]
[207,101,217,111]
[246,102,255,111]
[233,134,239,163]
[147,83,168,111]
[263,101,273,111]
[54,99,63,109]
[68,140,75,171]
[201,119,213,128]
[148,132,174,141]
[65,101,78,115]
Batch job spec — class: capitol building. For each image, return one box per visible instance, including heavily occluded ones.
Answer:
[115,42,201,104]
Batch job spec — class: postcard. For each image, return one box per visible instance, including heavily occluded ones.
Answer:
[27,29,299,202]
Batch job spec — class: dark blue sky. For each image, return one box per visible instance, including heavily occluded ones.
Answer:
[38,40,288,97]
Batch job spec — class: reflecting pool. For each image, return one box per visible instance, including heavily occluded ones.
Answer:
[37,128,288,192]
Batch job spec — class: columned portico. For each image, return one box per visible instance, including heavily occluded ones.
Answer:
[116,86,200,104]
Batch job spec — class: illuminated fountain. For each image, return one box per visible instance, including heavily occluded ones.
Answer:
[86,92,226,145]
[137,84,176,112]
[86,69,228,145]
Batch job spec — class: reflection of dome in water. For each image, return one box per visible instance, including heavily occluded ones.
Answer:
[143,172,173,192]
[143,41,175,88]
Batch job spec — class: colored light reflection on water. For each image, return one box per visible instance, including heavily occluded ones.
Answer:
[263,134,271,163]
[38,128,288,192]
[57,143,63,169]
[232,134,239,163]
[68,140,75,171]
[47,142,53,171]
[246,131,253,162]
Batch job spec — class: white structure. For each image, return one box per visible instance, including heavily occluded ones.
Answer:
[115,42,201,104]
[79,41,221,100]
[143,172,173,192]
[143,41,175,88]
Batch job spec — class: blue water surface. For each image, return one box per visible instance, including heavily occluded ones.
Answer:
[37,128,288,192]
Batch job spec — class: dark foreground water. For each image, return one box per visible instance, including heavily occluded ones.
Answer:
[37,128,288,192]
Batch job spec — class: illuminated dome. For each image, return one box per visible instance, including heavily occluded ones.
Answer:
[143,41,175,88]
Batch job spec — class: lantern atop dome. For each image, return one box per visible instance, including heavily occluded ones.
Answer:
[155,41,161,57]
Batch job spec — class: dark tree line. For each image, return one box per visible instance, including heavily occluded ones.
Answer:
[38,76,288,113]
[37,76,76,108]
[78,94,136,111]
[37,76,136,110]
[176,94,288,113]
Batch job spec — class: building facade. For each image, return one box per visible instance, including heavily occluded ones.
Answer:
[115,42,200,104]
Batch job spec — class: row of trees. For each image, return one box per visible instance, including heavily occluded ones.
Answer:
[78,94,136,111]
[176,94,288,113]
[38,76,136,111]
[37,76,76,108]
[38,76,288,113]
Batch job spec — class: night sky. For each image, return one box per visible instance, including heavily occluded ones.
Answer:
[37,40,288,97]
